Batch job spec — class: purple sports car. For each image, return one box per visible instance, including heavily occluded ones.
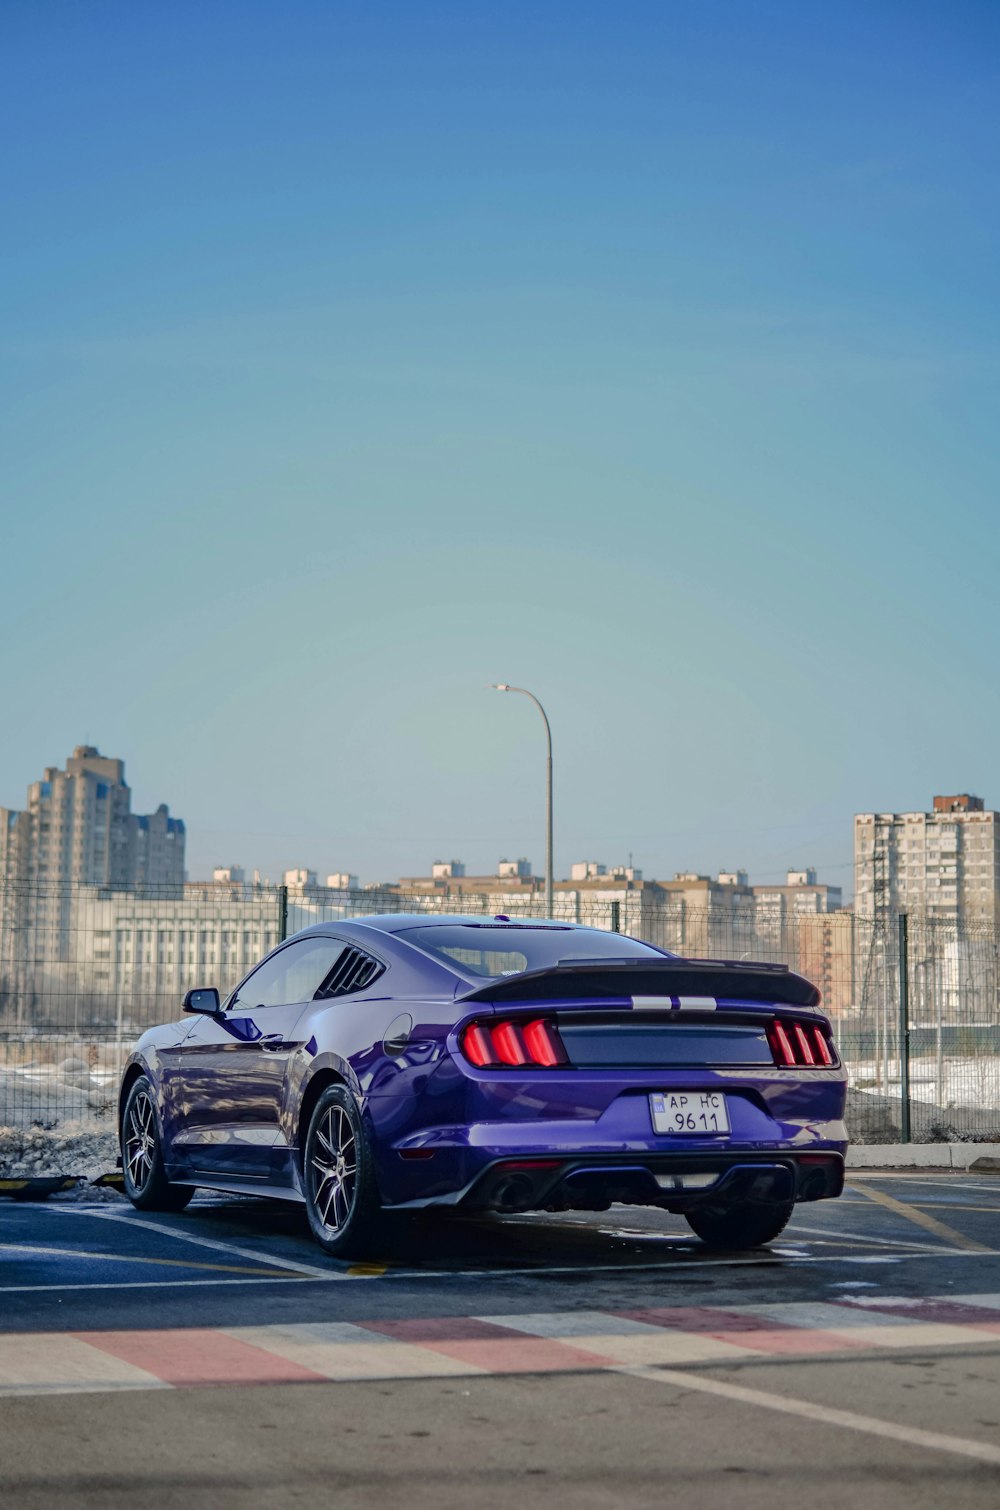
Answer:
[118,915,847,1258]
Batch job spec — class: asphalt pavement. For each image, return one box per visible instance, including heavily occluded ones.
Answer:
[2,1173,1000,1508]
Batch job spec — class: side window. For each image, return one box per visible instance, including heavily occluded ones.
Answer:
[231,938,347,1010]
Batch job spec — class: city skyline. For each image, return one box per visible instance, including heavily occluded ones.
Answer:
[0,736,855,892]
[8,743,1000,921]
[4,725,995,897]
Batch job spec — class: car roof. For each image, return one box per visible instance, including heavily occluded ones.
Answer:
[293,913,592,937]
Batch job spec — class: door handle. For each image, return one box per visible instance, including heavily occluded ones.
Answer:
[259,1034,286,1052]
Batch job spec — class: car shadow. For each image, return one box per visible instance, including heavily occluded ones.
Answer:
[176,1195,784,1272]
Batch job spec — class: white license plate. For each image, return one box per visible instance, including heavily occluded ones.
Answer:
[649,1091,730,1135]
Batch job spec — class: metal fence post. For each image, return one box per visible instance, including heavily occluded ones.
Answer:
[898,912,911,1143]
[611,900,621,934]
[278,884,288,943]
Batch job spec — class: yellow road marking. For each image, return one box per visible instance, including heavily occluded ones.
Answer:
[848,1183,993,1253]
[835,1201,1000,1215]
[0,1243,294,1278]
[347,1262,390,1277]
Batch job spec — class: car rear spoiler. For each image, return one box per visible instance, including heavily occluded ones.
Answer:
[457,957,821,1009]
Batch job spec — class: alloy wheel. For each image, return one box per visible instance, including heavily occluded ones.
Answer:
[309,1103,358,1232]
[125,1088,156,1194]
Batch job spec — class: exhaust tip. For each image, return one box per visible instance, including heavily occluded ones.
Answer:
[491,1172,537,1212]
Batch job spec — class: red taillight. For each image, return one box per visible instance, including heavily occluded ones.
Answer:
[460,1018,569,1069]
[813,1030,834,1066]
[522,1018,569,1067]
[769,1019,796,1066]
[793,1023,816,1066]
[492,1021,530,1065]
[462,1023,496,1068]
[769,1018,835,1069]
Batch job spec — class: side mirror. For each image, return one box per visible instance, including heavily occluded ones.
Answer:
[183,987,221,1016]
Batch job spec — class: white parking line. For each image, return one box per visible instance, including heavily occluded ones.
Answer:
[0,1277,315,1294]
[4,1241,999,1297]
[39,1205,342,1281]
[618,1362,1000,1465]
[850,1175,1000,1192]
[378,1246,1000,1280]
[788,1224,960,1253]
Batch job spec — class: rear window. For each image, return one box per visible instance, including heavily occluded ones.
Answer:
[396,923,666,978]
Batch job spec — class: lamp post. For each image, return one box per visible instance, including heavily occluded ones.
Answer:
[491,684,553,918]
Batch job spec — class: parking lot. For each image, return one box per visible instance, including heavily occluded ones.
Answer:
[3,1172,1000,1508]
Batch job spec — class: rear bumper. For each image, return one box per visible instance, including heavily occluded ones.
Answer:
[369,1064,848,1209]
[388,1149,845,1213]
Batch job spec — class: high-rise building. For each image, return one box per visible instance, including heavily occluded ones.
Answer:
[0,747,186,1026]
[855,795,999,925]
[0,746,185,889]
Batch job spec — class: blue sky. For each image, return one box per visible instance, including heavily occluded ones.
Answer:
[2,1,998,890]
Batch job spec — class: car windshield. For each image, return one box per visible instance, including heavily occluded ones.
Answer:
[396,923,666,979]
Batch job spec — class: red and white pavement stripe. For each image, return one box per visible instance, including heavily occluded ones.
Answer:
[1,1293,999,1398]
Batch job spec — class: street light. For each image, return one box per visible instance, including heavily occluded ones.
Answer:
[490,683,553,919]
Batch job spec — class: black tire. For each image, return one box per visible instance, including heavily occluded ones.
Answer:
[685,1199,794,1250]
[121,1075,195,1212]
[303,1085,383,1259]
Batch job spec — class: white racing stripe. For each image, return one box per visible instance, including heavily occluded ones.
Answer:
[629,995,718,1010]
[616,1362,1000,1465]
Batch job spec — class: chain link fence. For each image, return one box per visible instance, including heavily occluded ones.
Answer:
[1,880,998,1143]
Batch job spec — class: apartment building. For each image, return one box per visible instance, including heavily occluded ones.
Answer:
[751,867,844,953]
[0,746,185,890]
[855,795,999,926]
[0,749,186,1024]
[394,860,759,957]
